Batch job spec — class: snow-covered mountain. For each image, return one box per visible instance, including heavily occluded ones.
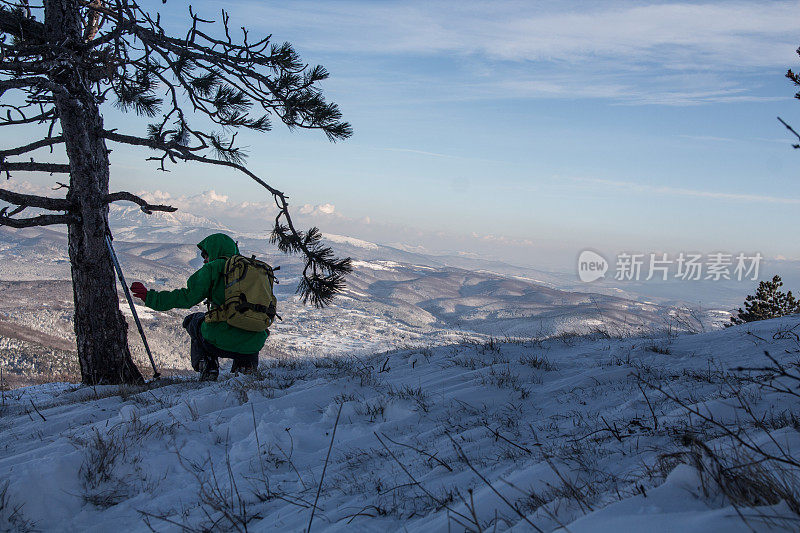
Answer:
[111,205,765,310]
[0,206,731,386]
[1,316,798,531]
[0,213,722,384]
[111,205,225,229]
[109,205,228,244]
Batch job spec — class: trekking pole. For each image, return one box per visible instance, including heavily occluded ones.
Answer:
[105,234,161,379]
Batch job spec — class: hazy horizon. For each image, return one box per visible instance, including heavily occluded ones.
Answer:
[4,0,800,274]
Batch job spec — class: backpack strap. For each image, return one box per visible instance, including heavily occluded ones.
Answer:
[205,256,237,323]
[234,294,269,314]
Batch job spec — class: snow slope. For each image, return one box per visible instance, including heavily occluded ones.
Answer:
[1,317,799,531]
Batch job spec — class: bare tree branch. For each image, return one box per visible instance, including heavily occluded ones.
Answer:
[82,0,106,42]
[0,187,72,210]
[0,135,63,158]
[0,212,76,227]
[0,161,71,173]
[778,116,800,149]
[0,76,66,97]
[104,191,176,214]
[0,108,57,127]
[0,6,46,41]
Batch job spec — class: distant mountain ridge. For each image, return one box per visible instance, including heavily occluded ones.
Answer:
[107,203,740,312]
[0,209,724,380]
[108,205,229,244]
[110,205,226,229]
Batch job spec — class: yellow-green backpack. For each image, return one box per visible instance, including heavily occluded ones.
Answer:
[205,255,278,332]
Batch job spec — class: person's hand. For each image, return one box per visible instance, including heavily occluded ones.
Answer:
[130,282,147,302]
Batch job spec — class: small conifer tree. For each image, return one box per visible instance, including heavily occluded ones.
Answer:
[730,275,800,325]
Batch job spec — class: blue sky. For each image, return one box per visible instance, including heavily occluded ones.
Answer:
[9,0,800,271]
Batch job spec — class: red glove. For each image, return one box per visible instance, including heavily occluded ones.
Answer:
[130,282,147,302]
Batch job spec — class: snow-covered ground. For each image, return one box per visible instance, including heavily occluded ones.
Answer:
[1,317,798,531]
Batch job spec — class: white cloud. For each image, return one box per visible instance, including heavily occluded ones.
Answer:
[471,232,535,247]
[382,148,459,159]
[245,1,800,68]
[231,0,800,105]
[0,177,577,269]
[132,190,346,230]
[572,177,800,205]
[132,188,545,258]
[198,190,229,204]
[147,190,173,202]
[138,189,236,212]
[317,203,336,215]
[298,203,337,216]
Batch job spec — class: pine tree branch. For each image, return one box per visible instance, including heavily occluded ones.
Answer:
[101,129,282,194]
[82,22,126,49]
[102,129,302,242]
[0,135,63,158]
[0,108,57,127]
[0,6,46,42]
[777,117,800,149]
[104,191,176,214]
[0,187,72,210]
[87,3,352,139]
[0,161,71,173]
[102,128,351,306]
[0,58,53,76]
[0,212,75,227]
[82,0,106,42]
[0,77,66,97]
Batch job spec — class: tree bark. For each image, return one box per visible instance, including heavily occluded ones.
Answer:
[45,0,143,384]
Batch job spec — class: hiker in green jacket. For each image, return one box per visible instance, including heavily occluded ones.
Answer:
[130,233,268,381]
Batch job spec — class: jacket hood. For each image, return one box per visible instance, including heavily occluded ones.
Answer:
[197,233,239,261]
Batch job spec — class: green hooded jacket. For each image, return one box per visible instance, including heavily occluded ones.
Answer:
[144,233,268,354]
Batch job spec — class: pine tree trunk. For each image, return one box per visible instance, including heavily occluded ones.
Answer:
[45,0,144,385]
